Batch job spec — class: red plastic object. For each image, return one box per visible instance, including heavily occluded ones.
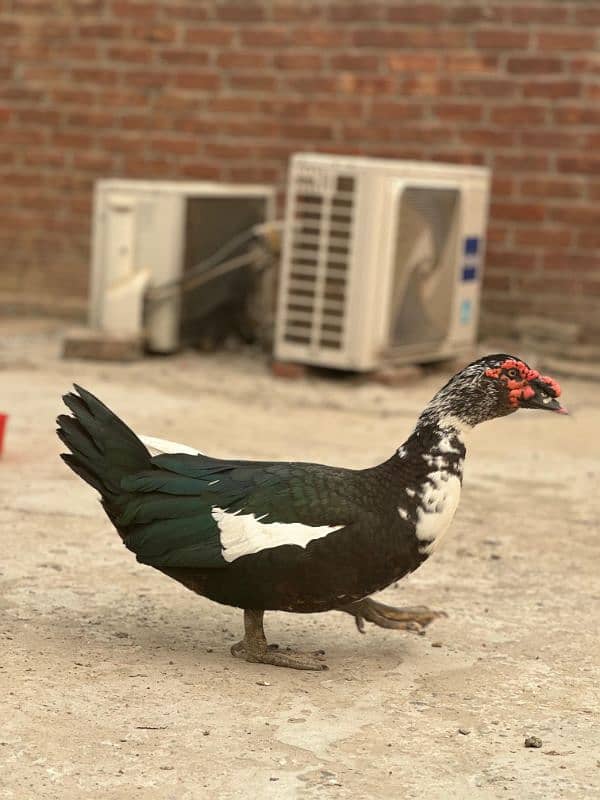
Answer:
[0,414,7,456]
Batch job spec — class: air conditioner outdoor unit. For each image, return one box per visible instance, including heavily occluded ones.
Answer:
[274,154,491,370]
[90,179,275,352]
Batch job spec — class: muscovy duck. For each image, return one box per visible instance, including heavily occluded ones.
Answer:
[57,355,566,671]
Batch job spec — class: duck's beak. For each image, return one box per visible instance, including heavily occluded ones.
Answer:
[520,376,568,415]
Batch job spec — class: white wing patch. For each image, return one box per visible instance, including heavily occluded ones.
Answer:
[140,435,202,457]
[415,471,462,555]
[211,506,343,563]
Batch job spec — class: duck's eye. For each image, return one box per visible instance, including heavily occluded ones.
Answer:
[506,368,519,379]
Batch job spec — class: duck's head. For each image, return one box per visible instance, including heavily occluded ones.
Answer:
[420,354,567,432]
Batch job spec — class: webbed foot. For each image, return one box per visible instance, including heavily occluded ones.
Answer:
[343,597,447,634]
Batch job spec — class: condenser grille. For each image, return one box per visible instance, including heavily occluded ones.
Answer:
[282,174,355,350]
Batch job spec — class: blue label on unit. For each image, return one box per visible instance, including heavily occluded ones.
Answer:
[464,237,480,256]
[462,265,478,282]
[460,299,472,324]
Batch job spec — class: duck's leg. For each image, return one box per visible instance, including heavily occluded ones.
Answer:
[230,609,328,671]
[341,597,447,634]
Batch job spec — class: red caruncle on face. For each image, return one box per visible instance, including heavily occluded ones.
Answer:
[484,358,561,409]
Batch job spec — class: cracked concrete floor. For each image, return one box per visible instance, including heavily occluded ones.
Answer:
[1,318,599,799]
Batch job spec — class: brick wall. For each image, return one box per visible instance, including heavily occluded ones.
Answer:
[1,1,599,336]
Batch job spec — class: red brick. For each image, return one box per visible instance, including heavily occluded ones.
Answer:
[217,52,269,69]
[474,30,529,49]
[491,176,514,197]
[482,275,510,292]
[429,150,486,166]
[150,136,199,155]
[386,4,445,23]
[51,88,95,105]
[516,276,581,294]
[166,4,209,22]
[107,46,154,63]
[579,230,600,249]
[575,8,600,25]
[290,26,349,47]
[544,252,600,272]
[494,151,550,172]
[521,179,582,200]
[185,27,235,46]
[216,3,265,21]
[331,54,380,72]
[487,225,508,245]
[0,21,20,36]
[548,206,600,227]
[123,156,173,176]
[208,96,261,113]
[523,80,580,99]
[353,28,467,48]
[433,103,482,122]
[67,111,115,128]
[73,153,114,171]
[158,50,210,67]
[537,32,597,51]
[459,78,513,97]
[52,131,94,148]
[461,129,515,147]
[110,1,157,17]
[174,73,221,91]
[520,130,582,149]
[271,360,307,380]
[581,280,600,296]
[204,142,255,160]
[401,75,453,96]
[229,73,278,92]
[486,249,536,270]
[131,24,177,43]
[490,104,547,125]
[281,123,334,141]
[17,109,62,126]
[342,75,396,95]
[554,106,600,126]
[511,6,569,24]
[491,202,545,223]
[444,53,499,73]
[516,228,572,248]
[274,53,322,71]
[569,57,600,76]
[78,23,121,39]
[506,57,563,75]
[327,3,383,22]
[370,102,423,120]
[272,3,325,22]
[285,75,339,94]
[23,150,66,167]
[557,156,600,175]
[240,27,288,46]
[386,53,439,72]
[448,5,505,24]
[71,67,119,85]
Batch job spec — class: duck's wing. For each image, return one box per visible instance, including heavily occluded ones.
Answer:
[120,452,358,571]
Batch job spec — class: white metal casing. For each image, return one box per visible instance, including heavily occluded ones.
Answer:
[275,154,490,370]
[90,179,275,352]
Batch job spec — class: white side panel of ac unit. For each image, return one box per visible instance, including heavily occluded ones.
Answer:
[137,193,185,353]
[89,189,148,338]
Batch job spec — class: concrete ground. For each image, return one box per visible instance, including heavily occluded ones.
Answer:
[1,317,599,800]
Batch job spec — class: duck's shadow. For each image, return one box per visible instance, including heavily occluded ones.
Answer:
[29,594,418,673]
